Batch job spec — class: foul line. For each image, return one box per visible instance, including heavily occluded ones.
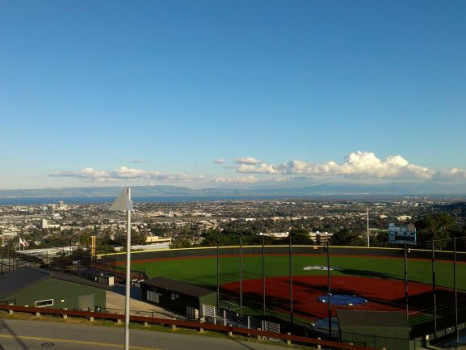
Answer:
[0,334,162,350]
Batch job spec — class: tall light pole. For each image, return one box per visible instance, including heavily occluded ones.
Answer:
[431,239,437,338]
[216,230,220,314]
[366,208,370,247]
[261,232,266,316]
[453,238,459,345]
[289,232,293,330]
[404,242,409,320]
[239,232,243,317]
[110,188,133,350]
[326,240,332,337]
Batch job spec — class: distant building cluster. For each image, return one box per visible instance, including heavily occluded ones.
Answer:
[0,197,444,251]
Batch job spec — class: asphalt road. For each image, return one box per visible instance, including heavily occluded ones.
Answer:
[0,318,291,350]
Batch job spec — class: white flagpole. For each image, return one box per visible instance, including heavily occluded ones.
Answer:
[125,188,131,350]
[110,187,133,350]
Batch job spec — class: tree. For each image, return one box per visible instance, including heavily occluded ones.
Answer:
[416,213,460,249]
[282,228,313,245]
[132,231,147,245]
[171,238,192,249]
[79,231,92,248]
[330,227,364,246]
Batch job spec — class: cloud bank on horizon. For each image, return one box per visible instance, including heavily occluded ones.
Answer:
[50,151,466,187]
[51,167,206,184]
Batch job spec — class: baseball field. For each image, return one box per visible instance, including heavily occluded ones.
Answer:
[119,246,466,326]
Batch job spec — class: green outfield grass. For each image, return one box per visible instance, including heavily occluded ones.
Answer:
[131,252,466,291]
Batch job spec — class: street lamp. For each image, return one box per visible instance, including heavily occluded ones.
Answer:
[110,188,133,350]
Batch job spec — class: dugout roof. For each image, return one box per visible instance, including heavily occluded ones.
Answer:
[142,277,215,297]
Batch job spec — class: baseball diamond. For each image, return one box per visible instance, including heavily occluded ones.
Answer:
[103,245,466,336]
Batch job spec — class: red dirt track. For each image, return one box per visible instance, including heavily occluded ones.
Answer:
[222,276,434,320]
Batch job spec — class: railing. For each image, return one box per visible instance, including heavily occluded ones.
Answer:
[0,304,380,350]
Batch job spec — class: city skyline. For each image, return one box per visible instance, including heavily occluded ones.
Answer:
[2,1,466,191]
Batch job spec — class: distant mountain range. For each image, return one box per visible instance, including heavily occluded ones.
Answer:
[1,182,465,200]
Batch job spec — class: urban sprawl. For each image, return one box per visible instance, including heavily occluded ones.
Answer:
[1,198,465,253]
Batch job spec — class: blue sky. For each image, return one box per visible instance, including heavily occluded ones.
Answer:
[1,0,466,190]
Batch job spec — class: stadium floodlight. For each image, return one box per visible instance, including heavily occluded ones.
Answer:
[260,232,266,316]
[110,188,133,350]
[366,208,370,247]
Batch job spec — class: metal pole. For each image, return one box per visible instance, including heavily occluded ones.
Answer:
[289,232,293,330]
[366,208,370,248]
[431,240,437,338]
[454,238,459,345]
[262,233,266,316]
[217,231,220,313]
[125,188,131,350]
[327,241,332,337]
[404,242,409,320]
[239,232,243,317]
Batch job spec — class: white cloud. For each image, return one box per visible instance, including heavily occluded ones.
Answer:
[238,163,276,174]
[50,152,466,188]
[234,157,262,165]
[51,166,204,183]
[214,175,259,184]
[237,151,434,180]
[213,158,226,164]
[51,168,113,182]
[438,168,466,180]
[114,166,149,178]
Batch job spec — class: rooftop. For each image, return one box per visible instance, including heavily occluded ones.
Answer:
[142,277,216,298]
